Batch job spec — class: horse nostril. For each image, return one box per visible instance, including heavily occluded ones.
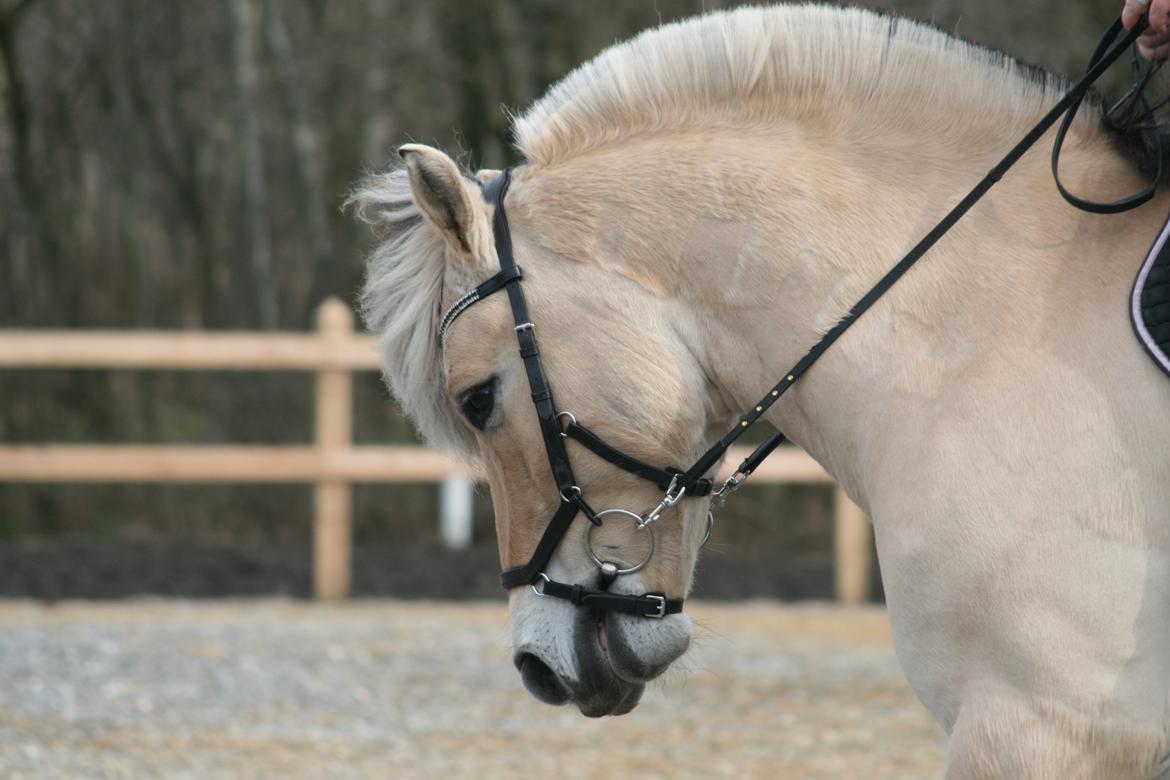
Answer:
[515,652,573,706]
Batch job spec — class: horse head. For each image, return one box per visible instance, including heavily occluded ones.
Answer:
[352,144,725,716]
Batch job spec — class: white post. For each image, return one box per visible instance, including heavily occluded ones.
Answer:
[439,476,474,549]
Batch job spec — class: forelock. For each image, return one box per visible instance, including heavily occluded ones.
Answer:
[349,167,478,458]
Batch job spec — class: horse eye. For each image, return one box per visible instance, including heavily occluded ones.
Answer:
[459,378,497,430]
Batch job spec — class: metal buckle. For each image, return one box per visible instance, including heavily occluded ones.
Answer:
[514,322,535,333]
[556,410,577,438]
[644,594,666,619]
[643,475,687,526]
[700,510,715,548]
[710,470,746,511]
[531,572,550,597]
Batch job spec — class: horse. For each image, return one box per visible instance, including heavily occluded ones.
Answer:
[351,5,1170,777]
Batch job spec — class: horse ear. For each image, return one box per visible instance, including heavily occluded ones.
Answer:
[398,144,487,261]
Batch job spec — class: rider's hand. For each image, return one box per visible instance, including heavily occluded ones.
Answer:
[1124,0,1170,59]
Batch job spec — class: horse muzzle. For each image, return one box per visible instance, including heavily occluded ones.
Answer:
[511,587,692,716]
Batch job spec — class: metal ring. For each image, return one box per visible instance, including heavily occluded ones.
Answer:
[531,572,550,596]
[560,485,581,503]
[583,508,654,575]
[700,511,715,548]
[556,411,577,438]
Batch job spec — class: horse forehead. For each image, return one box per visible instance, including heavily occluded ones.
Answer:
[441,292,513,388]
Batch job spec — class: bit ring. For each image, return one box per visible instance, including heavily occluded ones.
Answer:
[583,508,654,575]
[701,511,715,547]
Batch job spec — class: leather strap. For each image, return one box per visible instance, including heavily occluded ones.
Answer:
[564,421,713,496]
[439,266,524,339]
[735,432,786,477]
[1052,19,1161,214]
[491,171,577,494]
[474,265,523,298]
[500,498,581,589]
[540,578,683,617]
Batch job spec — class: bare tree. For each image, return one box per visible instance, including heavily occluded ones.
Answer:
[361,0,393,166]
[0,0,61,268]
[264,0,333,320]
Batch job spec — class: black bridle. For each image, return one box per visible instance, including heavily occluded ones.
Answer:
[439,16,1158,619]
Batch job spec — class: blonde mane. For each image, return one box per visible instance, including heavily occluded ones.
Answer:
[354,3,1104,457]
[514,4,1099,168]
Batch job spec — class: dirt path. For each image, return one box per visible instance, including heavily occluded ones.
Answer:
[0,600,945,779]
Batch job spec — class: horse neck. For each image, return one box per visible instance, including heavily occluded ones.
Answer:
[520,112,1156,504]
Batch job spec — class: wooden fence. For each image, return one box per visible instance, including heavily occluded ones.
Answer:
[0,299,872,602]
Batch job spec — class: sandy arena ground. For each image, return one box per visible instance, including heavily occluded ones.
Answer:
[0,600,945,779]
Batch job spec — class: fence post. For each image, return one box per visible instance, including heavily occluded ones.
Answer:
[314,298,353,600]
[833,487,871,604]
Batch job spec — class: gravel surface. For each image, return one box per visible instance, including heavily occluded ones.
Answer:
[0,600,944,779]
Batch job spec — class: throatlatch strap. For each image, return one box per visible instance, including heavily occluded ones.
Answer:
[564,422,713,496]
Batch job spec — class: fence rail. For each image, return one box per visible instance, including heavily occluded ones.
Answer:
[0,299,872,602]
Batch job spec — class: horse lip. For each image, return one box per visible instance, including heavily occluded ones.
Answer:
[602,610,690,684]
[568,609,644,716]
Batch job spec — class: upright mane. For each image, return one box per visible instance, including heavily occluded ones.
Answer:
[354,3,1121,457]
[514,4,1101,168]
